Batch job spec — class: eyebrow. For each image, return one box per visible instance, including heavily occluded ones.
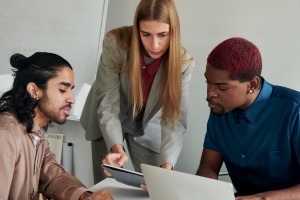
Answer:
[60,82,75,89]
[204,73,230,86]
[140,30,169,34]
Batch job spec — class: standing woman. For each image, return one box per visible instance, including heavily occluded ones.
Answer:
[80,0,195,184]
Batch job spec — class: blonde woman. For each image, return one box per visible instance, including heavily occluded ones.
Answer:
[80,0,195,185]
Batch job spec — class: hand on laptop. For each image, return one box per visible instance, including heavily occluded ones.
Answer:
[161,163,173,170]
[235,193,264,200]
[102,153,128,176]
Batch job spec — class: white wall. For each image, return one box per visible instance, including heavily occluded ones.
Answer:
[0,0,107,120]
[53,0,299,188]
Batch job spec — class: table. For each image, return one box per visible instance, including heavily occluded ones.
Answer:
[89,178,150,200]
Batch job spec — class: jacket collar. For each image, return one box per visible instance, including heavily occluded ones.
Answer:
[142,55,163,76]
[30,120,48,141]
[143,61,164,122]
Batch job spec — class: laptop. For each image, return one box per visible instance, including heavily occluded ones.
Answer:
[141,164,235,200]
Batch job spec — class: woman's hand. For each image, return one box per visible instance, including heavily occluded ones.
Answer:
[140,184,148,191]
[140,163,173,191]
[161,163,173,170]
[101,153,128,176]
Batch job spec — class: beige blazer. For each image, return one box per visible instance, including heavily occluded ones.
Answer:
[80,31,195,167]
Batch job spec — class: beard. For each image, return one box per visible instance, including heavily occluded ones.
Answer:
[210,106,226,116]
[206,98,226,116]
[38,92,69,124]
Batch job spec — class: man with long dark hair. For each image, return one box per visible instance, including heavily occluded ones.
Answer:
[197,38,300,199]
[0,53,113,200]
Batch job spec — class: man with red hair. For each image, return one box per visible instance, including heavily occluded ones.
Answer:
[197,37,300,199]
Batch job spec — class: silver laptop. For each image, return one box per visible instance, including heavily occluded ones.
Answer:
[141,164,235,200]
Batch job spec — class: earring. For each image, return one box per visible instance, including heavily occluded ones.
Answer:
[249,89,253,94]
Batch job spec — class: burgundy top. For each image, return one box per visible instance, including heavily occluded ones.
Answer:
[141,56,163,108]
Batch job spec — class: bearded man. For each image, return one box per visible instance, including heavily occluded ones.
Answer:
[0,53,113,200]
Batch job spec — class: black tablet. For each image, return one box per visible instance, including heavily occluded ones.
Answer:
[103,164,146,188]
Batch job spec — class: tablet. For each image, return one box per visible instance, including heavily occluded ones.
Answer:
[103,164,146,188]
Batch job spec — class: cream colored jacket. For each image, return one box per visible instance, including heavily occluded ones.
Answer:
[0,112,88,200]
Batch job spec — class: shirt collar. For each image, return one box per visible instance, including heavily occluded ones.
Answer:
[236,78,273,123]
[30,120,48,141]
[31,120,40,132]
[142,55,163,76]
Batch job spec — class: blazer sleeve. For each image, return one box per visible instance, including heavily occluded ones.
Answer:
[158,60,195,167]
[39,140,88,200]
[94,34,126,152]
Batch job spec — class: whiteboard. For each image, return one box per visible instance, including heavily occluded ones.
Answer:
[0,0,109,120]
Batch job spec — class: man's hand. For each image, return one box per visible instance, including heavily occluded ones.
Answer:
[80,190,113,200]
[196,148,223,180]
[101,153,128,176]
[235,193,266,200]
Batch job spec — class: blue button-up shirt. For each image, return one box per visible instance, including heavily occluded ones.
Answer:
[204,78,300,196]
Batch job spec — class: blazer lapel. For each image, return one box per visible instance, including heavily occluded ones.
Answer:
[120,72,131,110]
[120,54,131,110]
[143,62,163,124]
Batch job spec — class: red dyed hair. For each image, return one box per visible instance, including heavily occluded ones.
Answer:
[207,37,262,82]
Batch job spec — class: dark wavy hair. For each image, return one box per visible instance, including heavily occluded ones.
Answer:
[0,52,72,132]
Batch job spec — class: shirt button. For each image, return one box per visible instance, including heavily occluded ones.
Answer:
[143,66,146,69]
[241,155,246,158]
[144,122,147,125]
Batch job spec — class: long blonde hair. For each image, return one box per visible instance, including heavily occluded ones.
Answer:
[107,0,192,128]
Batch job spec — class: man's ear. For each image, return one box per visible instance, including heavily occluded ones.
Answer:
[249,76,260,91]
[27,82,43,100]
